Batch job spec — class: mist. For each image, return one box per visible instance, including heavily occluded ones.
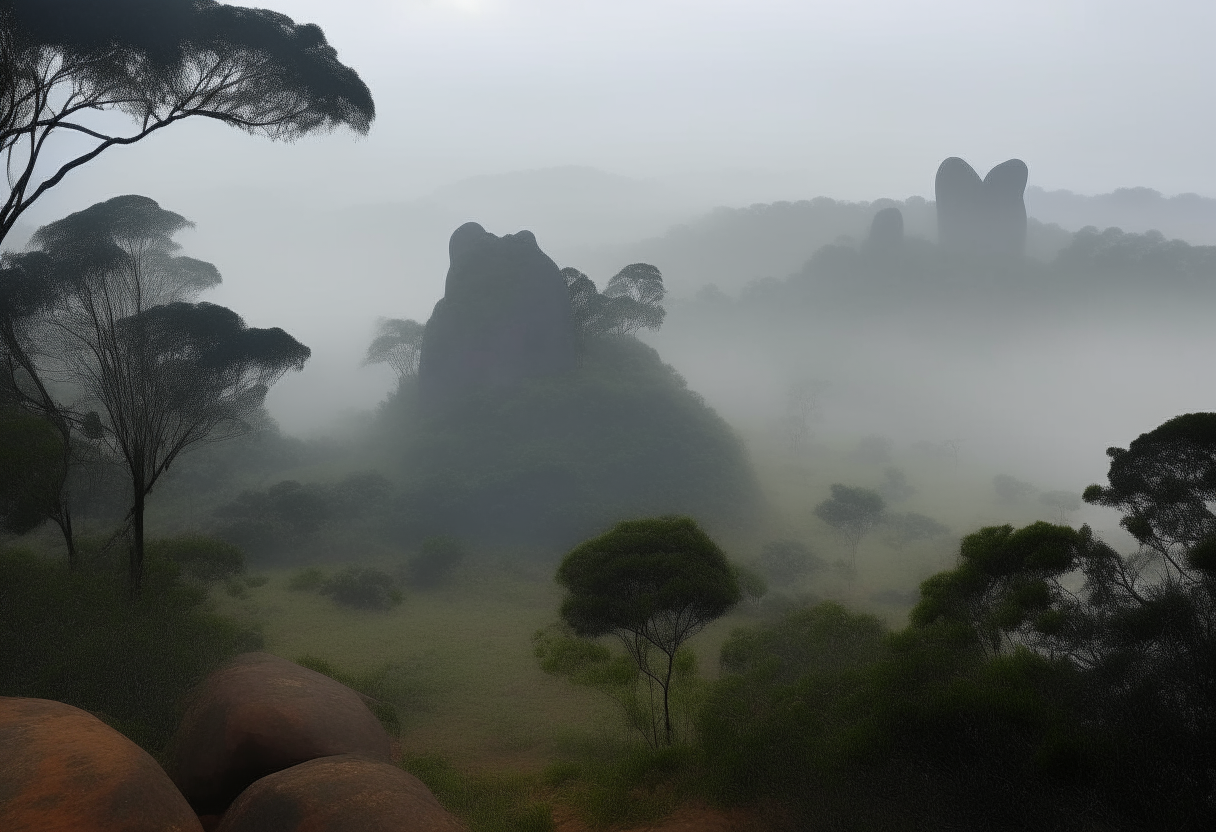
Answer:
[6,2,1216,830]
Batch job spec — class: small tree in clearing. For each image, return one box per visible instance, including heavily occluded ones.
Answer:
[555,515,740,747]
[814,484,885,569]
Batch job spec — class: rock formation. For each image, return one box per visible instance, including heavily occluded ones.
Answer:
[866,206,905,252]
[934,157,1028,257]
[0,697,203,832]
[166,652,393,818]
[215,754,466,832]
[419,222,577,409]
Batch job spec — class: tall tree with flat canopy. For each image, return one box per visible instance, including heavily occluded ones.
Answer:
[0,0,375,250]
[555,516,741,746]
[9,196,309,597]
[363,318,425,383]
[814,484,886,568]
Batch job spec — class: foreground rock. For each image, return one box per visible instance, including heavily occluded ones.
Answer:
[0,697,203,832]
[166,652,392,817]
[419,222,577,410]
[215,754,465,832]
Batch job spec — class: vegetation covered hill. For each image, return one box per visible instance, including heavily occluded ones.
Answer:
[382,335,762,550]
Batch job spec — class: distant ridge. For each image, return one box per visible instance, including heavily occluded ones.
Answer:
[1026,186,1216,244]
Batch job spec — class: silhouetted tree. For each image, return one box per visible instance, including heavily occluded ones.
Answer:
[0,0,374,251]
[1039,490,1082,522]
[993,473,1037,504]
[0,406,62,536]
[556,516,740,746]
[561,267,611,352]
[603,263,666,336]
[9,196,309,596]
[363,318,424,382]
[881,511,949,552]
[814,485,885,567]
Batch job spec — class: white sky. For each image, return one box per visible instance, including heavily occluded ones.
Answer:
[14,0,1216,437]
[29,0,1216,211]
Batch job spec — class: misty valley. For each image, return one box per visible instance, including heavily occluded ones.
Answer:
[4,3,1216,832]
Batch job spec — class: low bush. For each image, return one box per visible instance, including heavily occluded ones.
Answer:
[405,536,466,588]
[288,566,326,591]
[319,566,402,610]
[296,655,435,737]
[0,545,261,755]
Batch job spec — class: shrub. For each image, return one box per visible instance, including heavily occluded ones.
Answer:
[288,566,326,591]
[405,536,466,588]
[146,535,245,584]
[0,545,261,755]
[320,566,402,610]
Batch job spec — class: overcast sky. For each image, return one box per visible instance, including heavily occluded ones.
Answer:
[17,0,1216,437]
[30,0,1216,216]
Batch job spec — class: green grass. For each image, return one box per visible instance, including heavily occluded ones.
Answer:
[403,754,555,832]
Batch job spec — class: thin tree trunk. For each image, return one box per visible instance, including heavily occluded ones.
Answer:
[129,480,145,600]
[662,651,675,746]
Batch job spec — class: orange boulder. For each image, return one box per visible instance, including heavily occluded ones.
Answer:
[166,652,392,816]
[0,697,203,832]
[215,754,465,832]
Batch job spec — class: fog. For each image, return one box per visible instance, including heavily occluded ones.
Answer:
[6,0,1216,520]
[11,3,1216,827]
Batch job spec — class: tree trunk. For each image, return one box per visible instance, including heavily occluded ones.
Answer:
[129,480,145,600]
[56,509,76,570]
[661,651,675,746]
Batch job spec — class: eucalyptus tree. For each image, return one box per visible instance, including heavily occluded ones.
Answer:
[555,516,741,746]
[813,484,886,568]
[6,196,309,596]
[0,0,374,250]
[363,318,425,383]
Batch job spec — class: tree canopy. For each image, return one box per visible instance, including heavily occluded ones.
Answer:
[561,263,666,344]
[0,0,374,246]
[813,484,885,566]
[363,318,425,382]
[2,195,309,595]
[556,515,740,745]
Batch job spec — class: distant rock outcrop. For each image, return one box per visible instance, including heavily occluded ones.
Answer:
[0,697,203,832]
[865,206,905,252]
[935,157,1028,257]
[419,222,576,409]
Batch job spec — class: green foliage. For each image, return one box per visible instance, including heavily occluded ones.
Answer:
[533,624,701,746]
[813,484,885,563]
[405,536,466,589]
[757,538,823,584]
[319,566,403,611]
[387,336,761,548]
[0,545,261,755]
[288,566,327,591]
[543,743,697,830]
[402,755,554,832]
[554,516,739,747]
[0,407,63,535]
[145,535,245,585]
[732,563,768,605]
[296,655,434,738]
[1083,412,1216,565]
[212,472,394,562]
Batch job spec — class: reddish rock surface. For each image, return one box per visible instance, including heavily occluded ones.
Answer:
[166,652,392,816]
[214,754,465,832]
[0,696,203,832]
